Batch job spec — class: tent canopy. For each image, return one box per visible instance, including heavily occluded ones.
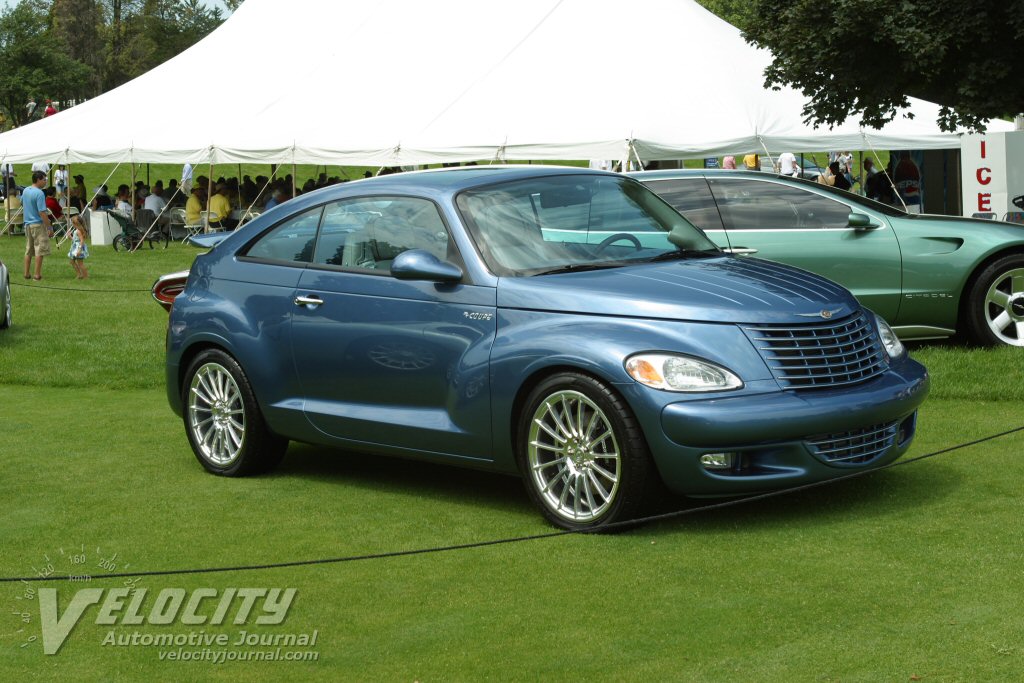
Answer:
[0,0,1013,165]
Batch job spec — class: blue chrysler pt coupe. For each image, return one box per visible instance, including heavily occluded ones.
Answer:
[154,166,929,530]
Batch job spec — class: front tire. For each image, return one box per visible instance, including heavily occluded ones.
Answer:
[964,254,1024,346]
[517,372,655,530]
[182,349,287,476]
[0,277,10,329]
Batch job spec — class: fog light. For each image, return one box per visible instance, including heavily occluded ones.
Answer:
[700,452,734,470]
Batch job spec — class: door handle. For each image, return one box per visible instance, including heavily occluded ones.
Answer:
[294,295,323,309]
[723,247,758,255]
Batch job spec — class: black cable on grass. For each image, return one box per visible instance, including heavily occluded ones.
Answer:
[11,282,151,293]
[2,425,1021,585]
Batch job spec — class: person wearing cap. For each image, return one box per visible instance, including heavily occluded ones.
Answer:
[22,171,52,280]
[43,100,57,117]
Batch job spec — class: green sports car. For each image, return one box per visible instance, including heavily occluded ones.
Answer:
[633,169,1024,346]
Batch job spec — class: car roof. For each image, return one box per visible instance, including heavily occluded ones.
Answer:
[629,169,793,181]
[350,164,614,193]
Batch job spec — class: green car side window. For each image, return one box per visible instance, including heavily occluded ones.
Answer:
[644,178,725,232]
[709,178,850,230]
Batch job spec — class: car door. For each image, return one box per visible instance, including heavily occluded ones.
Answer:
[289,195,497,461]
[637,177,733,251]
[706,177,903,320]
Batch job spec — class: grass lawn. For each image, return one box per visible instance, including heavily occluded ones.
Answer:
[1,235,1023,681]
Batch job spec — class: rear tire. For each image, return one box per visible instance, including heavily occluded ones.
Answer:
[516,372,656,530]
[112,234,129,252]
[964,254,1024,346]
[182,349,287,476]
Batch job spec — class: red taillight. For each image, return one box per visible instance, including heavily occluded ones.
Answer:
[152,271,190,312]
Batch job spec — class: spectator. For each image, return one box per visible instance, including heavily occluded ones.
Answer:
[209,183,234,229]
[5,186,24,235]
[92,185,113,211]
[53,164,68,199]
[45,187,62,220]
[185,186,205,225]
[722,156,736,170]
[25,96,37,120]
[22,170,52,280]
[777,152,799,177]
[862,158,879,199]
[144,182,171,234]
[182,163,193,194]
[43,100,57,117]
[742,153,759,171]
[829,161,851,191]
[114,185,132,214]
[67,212,89,279]
[73,174,87,201]
[1,162,14,188]
[31,160,50,181]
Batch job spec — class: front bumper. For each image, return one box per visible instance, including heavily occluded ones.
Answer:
[641,357,930,496]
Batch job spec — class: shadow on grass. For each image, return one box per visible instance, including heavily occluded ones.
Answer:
[273,440,961,538]
[645,456,962,536]
[279,441,533,518]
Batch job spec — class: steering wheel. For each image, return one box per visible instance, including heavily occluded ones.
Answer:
[595,232,642,254]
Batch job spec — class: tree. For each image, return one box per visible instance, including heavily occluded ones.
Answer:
[50,0,105,98]
[694,0,754,32]
[740,0,1024,131]
[0,1,93,125]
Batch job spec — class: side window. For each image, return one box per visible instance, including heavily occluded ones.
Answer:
[645,178,725,231]
[242,206,322,263]
[708,178,850,230]
[312,196,453,272]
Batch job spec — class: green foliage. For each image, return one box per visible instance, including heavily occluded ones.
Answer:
[694,0,755,31]
[742,0,1024,131]
[0,1,94,125]
[0,0,225,119]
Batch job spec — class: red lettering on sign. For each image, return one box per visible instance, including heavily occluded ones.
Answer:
[978,193,991,212]
[977,167,992,185]
[981,140,987,159]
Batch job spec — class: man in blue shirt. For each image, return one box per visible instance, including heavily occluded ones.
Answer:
[22,170,52,280]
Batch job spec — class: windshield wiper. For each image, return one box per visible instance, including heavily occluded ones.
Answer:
[532,262,624,276]
[642,248,721,263]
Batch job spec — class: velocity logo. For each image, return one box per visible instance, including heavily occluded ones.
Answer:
[38,587,296,655]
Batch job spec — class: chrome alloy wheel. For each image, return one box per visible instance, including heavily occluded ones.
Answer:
[985,267,1024,346]
[187,362,246,466]
[527,390,621,523]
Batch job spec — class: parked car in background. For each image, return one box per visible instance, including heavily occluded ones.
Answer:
[0,256,11,330]
[154,166,928,530]
[759,155,825,180]
[633,169,1024,347]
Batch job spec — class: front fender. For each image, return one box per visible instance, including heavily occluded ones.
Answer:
[488,309,770,471]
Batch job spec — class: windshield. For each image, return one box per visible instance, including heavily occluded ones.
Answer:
[456,175,718,276]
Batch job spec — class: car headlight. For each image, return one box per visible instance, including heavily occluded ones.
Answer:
[874,314,905,359]
[625,353,743,392]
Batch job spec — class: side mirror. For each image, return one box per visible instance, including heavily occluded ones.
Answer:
[390,249,463,283]
[849,212,881,230]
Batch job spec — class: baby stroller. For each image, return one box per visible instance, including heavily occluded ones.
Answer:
[109,211,169,251]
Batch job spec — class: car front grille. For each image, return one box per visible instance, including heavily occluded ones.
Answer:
[743,312,887,389]
[806,420,900,466]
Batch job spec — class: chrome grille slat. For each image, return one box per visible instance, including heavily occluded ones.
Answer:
[743,312,887,389]
[806,421,900,465]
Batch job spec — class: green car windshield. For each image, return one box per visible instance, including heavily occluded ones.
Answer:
[456,175,718,276]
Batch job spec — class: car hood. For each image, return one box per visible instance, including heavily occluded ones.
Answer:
[496,256,861,324]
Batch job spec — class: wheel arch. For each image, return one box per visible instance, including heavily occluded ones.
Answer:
[957,246,1024,335]
[507,363,633,468]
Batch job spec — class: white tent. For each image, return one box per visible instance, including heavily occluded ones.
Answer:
[0,0,1013,166]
